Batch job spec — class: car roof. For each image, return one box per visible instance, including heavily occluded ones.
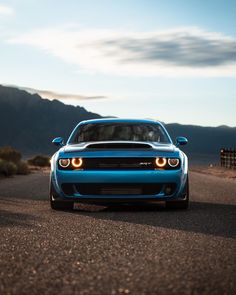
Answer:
[79,118,163,125]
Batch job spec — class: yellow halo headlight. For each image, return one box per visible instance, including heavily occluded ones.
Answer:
[155,157,167,168]
[71,158,83,168]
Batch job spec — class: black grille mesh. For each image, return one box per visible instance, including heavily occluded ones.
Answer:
[83,157,155,170]
[61,183,177,196]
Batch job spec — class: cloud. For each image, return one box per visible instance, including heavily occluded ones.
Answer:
[8,26,236,77]
[0,4,14,15]
[17,86,106,100]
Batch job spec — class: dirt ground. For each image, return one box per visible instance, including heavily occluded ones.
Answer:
[191,165,236,179]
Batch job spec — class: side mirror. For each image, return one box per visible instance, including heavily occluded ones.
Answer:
[176,136,188,146]
[52,137,64,147]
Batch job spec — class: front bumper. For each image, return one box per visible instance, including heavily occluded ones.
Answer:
[51,168,187,202]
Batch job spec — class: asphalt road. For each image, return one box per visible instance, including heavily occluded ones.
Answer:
[0,171,236,295]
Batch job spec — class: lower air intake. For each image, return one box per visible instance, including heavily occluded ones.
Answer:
[61,183,172,196]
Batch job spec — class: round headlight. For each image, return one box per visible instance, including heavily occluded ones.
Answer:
[155,157,167,168]
[168,158,180,167]
[71,158,83,168]
[59,158,70,168]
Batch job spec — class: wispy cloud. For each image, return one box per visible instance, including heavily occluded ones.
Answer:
[0,4,14,15]
[8,26,236,77]
[21,86,107,100]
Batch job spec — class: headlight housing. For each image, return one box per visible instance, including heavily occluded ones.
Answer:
[168,158,180,167]
[71,158,83,168]
[155,157,180,169]
[58,158,70,168]
[58,158,83,170]
[155,157,167,168]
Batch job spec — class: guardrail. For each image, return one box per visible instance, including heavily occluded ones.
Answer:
[220,148,236,169]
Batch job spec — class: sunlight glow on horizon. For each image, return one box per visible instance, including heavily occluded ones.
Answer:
[0,0,235,127]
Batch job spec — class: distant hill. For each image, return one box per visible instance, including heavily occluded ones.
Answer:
[166,124,236,165]
[0,85,235,164]
[0,85,101,154]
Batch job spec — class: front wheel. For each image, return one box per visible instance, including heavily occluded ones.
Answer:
[50,180,73,210]
[166,176,189,210]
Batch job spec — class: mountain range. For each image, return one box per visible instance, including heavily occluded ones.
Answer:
[0,85,235,165]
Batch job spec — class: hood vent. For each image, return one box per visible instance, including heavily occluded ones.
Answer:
[86,143,152,149]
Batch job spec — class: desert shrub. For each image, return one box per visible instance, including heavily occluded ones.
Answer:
[16,161,30,175]
[0,159,17,177]
[0,159,7,175]
[0,147,30,177]
[0,146,22,163]
[28,155,50,167]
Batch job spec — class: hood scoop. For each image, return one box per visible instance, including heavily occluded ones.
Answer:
[86,142,152,149]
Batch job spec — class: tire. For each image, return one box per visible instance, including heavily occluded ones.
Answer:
[49,180,73,210]
[166,176,189,210]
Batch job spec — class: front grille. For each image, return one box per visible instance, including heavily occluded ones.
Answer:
[83,157,155,170]
[61,183,171,196]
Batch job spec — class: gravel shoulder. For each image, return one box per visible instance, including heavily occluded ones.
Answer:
[191,165,236,180]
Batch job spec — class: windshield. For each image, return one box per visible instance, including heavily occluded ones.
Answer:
[71,123,171,143]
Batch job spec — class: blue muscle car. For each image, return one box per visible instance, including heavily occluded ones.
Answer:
[50,118,189,210]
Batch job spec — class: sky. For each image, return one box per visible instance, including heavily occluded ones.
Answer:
[0,0,236,126]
